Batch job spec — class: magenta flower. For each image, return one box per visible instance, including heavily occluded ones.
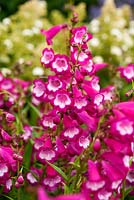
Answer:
[33,79,47,100]
[114,101,134,120]
[51,54,70,73]
[38,187,50,200]
[118,64,134,82]
[41,48,54,66]
[80,59,94,75]
[101,86,115,102]
[26,172,38,185]
[4,112,16,123]
[93,93,104,106]
[47,76,64,92]
[0,128,11,142]
[71,26,92,44]
[53,91,71,110]
[21,125,32,142]
[55,193,86,200]
[41,24,67,45]
[71,48,89,65]
[115,119,133,136]
[38,148,56,162]
[41,111,60,130]
[0,78,14,91]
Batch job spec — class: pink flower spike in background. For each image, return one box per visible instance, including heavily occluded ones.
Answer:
[41,24,67,45]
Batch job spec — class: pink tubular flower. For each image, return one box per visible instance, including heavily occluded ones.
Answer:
[37,187,86,200]
[0,146,17,172]
[21,125,32,142]
[47,76,64,92]
[0,78,14,91]
[41,24,67,45]
[27,172,38,185]
[71,26,92,44]
[80,59,94,75]
[33,79,46,100]
[114,101,134,120]
[115,119,133,136]
[118,64,134,82]
[41,111,60,130]
[63,126,80,139]
[41,48,54,66]
[93,93,104,107]
[3,112,15,123]
[51,54,70,73]
[53,91,71,110]
[55,193,86,200]
[38,148,56,163]
[72,85,87,110]
[77,110,97,132]
[94,63,108,73]
[0,128,11,142]
[101,86,115,102]
[71,48,89,65]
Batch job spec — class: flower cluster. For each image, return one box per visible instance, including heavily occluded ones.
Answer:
[0,15,134,200]
[0,72,31,192]
[31,23,134,199]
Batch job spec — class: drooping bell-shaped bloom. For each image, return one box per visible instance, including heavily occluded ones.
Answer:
[41,24,67,45]
[77,110,97,132]
[114,101,134,120]
[0,128,11,142]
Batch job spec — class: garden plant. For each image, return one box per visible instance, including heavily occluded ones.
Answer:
[0,7,134,200]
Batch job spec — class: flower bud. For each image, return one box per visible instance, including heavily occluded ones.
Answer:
[17,175,24,184]
[15,181,20,189]
[93,138,101,152]
[4,112,16,123]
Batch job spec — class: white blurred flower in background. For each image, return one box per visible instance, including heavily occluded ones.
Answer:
[110,46,122,56]
[90,19,100,33]
[90,38,100,47]
[3,39,13,49]
[2,18,11,25]
[34,20,43,28]
[22,29,33,36]
[93,56,104,63]
[32,67,44,76]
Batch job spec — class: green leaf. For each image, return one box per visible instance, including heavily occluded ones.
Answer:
[46,161,68,181]
[15,114,23,134]
[124,187,134,198]
[27,101,41,117]
[2,195,14,200]
[23,140,33,169]
[69,161,80,169]
[64,184,72,194]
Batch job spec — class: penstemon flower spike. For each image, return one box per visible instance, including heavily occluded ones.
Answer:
[0,11,134,200]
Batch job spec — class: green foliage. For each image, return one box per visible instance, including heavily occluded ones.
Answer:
[0,0,27,21]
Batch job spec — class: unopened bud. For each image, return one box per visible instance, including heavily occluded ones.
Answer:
[17,175,24,184]
[93,138,101,152]
[15,181,20,189]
